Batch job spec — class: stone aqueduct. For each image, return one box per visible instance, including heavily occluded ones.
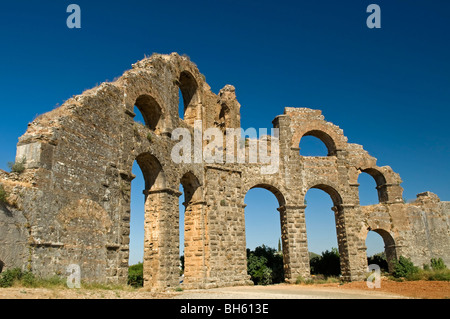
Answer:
[0,53,449,290]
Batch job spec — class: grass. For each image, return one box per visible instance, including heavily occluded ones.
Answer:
[392,268,450,282]
[0,268,138,291]
[0,268,66,288]
[296,274,342,285]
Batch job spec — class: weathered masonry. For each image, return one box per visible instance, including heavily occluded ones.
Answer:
[0,53,449,290]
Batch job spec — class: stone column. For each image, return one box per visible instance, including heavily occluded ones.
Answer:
[143,187,181,291]
[279,205,310,283]
[183,200,207,288]
[333,204,367,281]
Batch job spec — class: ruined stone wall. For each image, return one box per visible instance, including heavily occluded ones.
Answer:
[0,53,448,290]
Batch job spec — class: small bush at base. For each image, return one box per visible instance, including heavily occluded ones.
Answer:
[430,258,447,271]
[392,256,419,278]
[0,268,36,288]
[391,257,449,281]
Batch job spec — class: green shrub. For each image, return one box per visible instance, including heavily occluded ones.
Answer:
[403,268,450,281]
[21,271,37,287]
[426,269,450,281]
[392,256,419,278]
[0,267,36,288]
[430,258,447,271]
[247,254,272,285]
[128,262,143,288]
[0,185,6,203]
[8,157,26,174]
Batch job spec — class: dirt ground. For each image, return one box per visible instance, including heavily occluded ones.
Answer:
[0,279,448,299]
[335,279,450,299]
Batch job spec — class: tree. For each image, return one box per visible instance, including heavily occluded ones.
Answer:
[310,248,341,277]
[247,245,284,285]
[128,262,143,287]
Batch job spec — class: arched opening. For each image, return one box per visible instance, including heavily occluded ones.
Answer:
[178,71,199,125]
[179,172,202,286]
[134,94,162,132]
[128,153,166,288]
[360,168,388,203]
[244,185,285,285]
[129,160,145,268]
[299,130,336,156]
[366,228,397,272]
[304,187,342,278]
[357,171,379,206]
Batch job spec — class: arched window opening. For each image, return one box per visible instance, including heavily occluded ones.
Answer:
[134,94,162,132]
[299,130,337,156]
[179,184,185,282]
[178,71,198,125]
[179,172,202,286]
[299,135,329,157]
[244,186,285,285]
[304,188,341,278]
[361,168,388,203]
[127,153,166,288]
[358,171,379,206]
[128,154,165,288]
[129,160,145,270]
[366,229,397,272]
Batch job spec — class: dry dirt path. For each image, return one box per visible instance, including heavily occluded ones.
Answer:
[0,280,448,299]
[174,283,406,299]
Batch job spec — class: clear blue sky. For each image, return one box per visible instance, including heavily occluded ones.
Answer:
[0,1,448,265]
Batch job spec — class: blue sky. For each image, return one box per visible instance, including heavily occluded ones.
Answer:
[0,1,449,265]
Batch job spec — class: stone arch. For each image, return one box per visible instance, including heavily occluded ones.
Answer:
[243,182,288,282]
[300,130,337,156]
[303,183,362,280]
[128,152,180,290]
[359,168,388,203]
[180,171,202,204]
[365,228,397,272]
[309,183,343,206]
[135,152,166,191]
[248,183,286,207]
[134,94,163,133]
[178,70,200,125]
[286,108,348,154]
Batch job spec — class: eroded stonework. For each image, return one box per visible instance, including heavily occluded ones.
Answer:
[0,53,448,290]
